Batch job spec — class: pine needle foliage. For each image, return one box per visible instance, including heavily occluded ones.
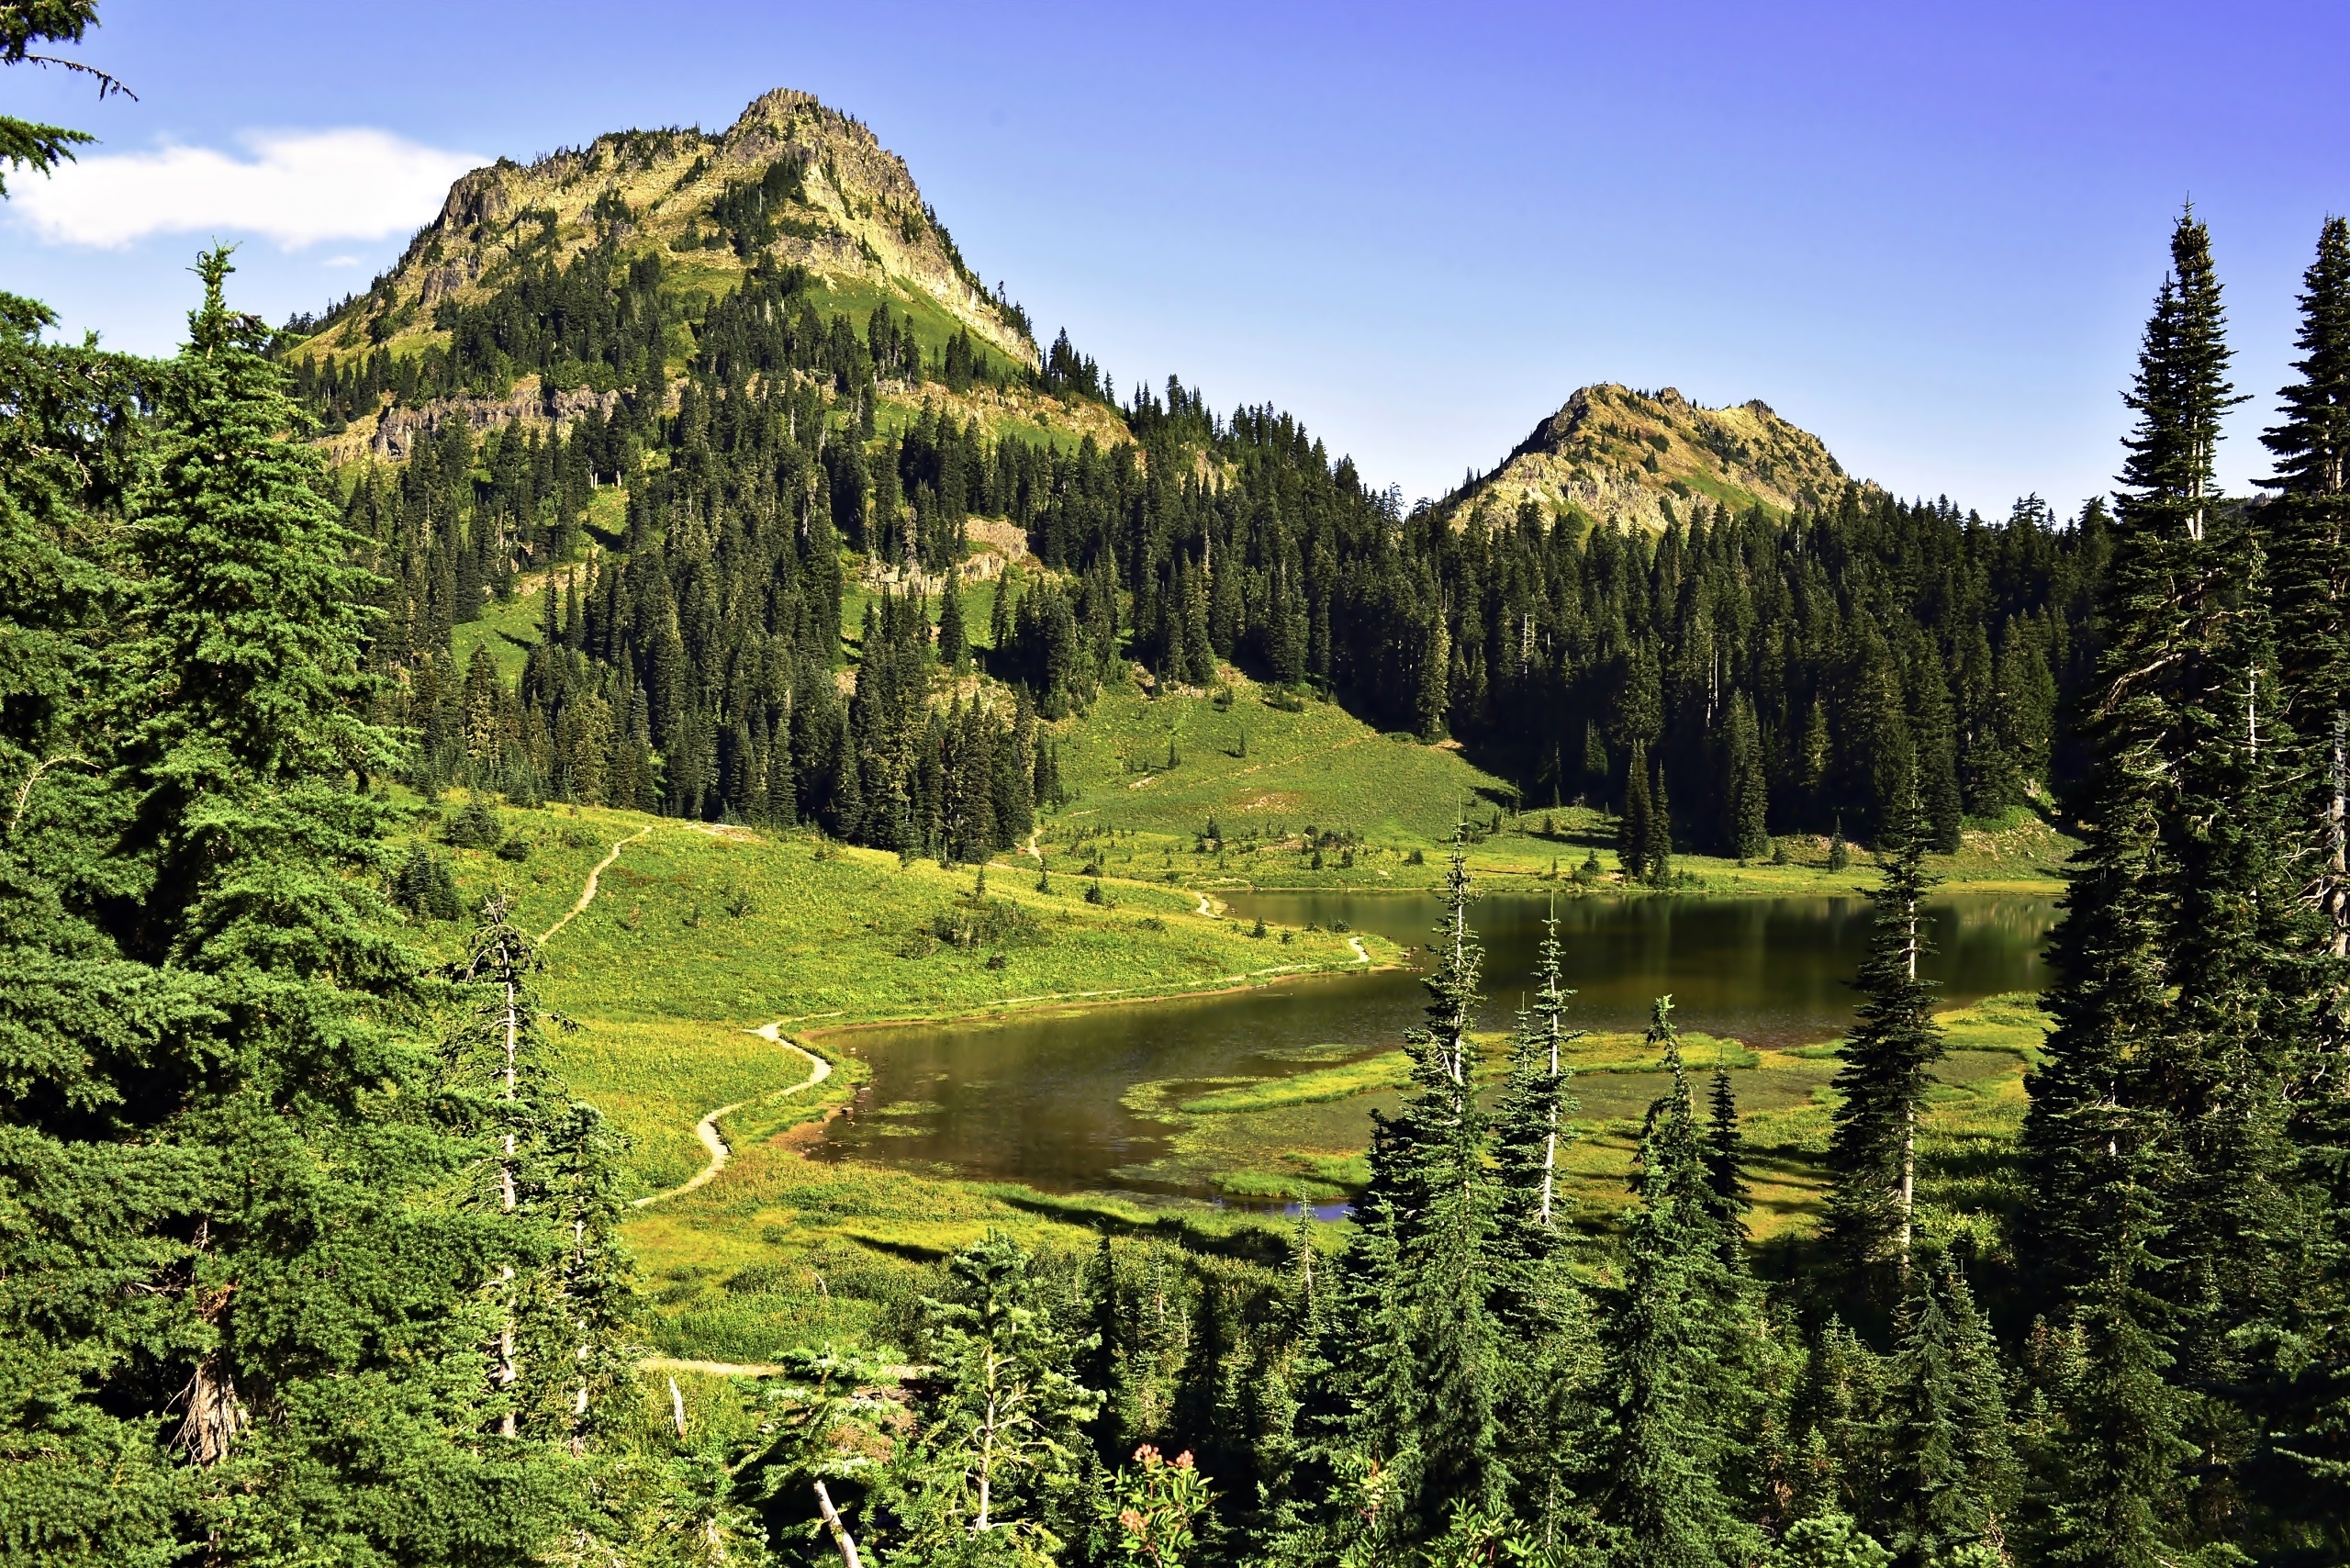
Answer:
[1825,787,1945,1282]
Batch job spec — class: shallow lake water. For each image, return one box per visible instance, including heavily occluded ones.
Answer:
[812,890,2056,1197]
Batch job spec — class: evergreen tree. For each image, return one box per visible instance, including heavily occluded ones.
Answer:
[2030,1166,2197,1568]
[1593,998,1755,1567]
[1825,787,1944,1281]
[439,895,633,1450]
[1726,690,1771,861]
[890,1234,1102,1559]
[1875,1269,2018,1566]
[2252,227,2350,1548]
[0,276,185,1565]
[12,249,543,1560]
[1620,739,1652,880]
[1701,1056,1751,1268]
[2266,216,2350,965]
[1643,753,1674,885]
[939,564,969,669]
[1379,836,1508,1540]
[1491,907,1583,1280]
[2022,207,2244,1296]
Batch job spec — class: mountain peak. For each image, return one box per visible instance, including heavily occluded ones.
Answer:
[1455,382,1858,530]
[297,88,1037,371]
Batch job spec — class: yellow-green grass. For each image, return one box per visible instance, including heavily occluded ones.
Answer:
[1024,679,2073,896]
[408,797,1394,1170]
[518,823,1387,1031]
[1048,678,1508,845]
[450,585,549,683]
[1106,1025,1774,1205]
[1089,999,2045,1240]
[557,1015,840,1193]
[389,792,1407,1359]
[624,1129,1309,1362]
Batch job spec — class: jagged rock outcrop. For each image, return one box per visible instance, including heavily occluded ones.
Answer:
[302,87,1036,372]
[321,379,622,465]
[1451,383,1863,531]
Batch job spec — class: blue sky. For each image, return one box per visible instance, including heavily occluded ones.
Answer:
[6,1,2344,514]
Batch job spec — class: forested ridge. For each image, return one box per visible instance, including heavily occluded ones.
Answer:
[316,241,2102,868]
[8,7,2350,1564]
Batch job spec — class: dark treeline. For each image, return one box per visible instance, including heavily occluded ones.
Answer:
[292,142,2109,868]
[1052,377,2103,856]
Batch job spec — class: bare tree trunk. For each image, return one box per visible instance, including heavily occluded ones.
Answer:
[498,955,520,1439]
[177,1218,248,1464]
[1899,894,1919,1275]
[1898,1110,1916,1280]
[179,1349,247,1465]
[813,1479,864,1568]
[2332,714,2346,960]
[1538,995,1561,1226]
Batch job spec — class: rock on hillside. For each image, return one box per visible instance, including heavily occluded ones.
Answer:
[297,87,1036,370]
[1451,384,1862,531]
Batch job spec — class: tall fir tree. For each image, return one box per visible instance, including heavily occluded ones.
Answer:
[2021,208,2243,1302]
[1825,786,1944,1282]
[0,286,190,1562]
[938,564,968,670]
[1593,998,1756,1568]
[1874,1269,2018,1566]
[2248,212,2350,1552]
[27,250,541,1559]
[439,895,633,1452]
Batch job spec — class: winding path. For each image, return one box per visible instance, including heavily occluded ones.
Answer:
[1348,935,1371,965]
[630,1024,832,1209]
[538,825,653,946]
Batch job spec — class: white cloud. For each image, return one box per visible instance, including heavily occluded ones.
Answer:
[11,129,485,250]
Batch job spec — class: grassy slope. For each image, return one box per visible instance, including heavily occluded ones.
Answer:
[416,801,1393,1194]
[413,609,2066,1368]
[1027,674,2073,897]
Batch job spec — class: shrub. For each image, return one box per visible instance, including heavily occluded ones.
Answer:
[931,894,1046,949]
[389,845,463,921]
[443,796,503,849]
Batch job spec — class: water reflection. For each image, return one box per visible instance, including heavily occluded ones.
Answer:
[814,891,2054,1197]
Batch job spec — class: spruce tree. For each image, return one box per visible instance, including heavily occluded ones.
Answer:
[890,1235,1101,1555]
[1876,1270,2018,1565]
[86,251,535,1557]
[1594,998,1755,1567]
[2031,1165,2197,1568]
[1825,786,1944,1281]
[2022,207,2244,1298]
[2266,216,2350,964]
[1702,1056,1751,1269]
[1644,753,1674,885]
[439,895,632,1450]
[1491,907,1584,1280]
[2244,214,2350,1548]
[0,291,186,1562]
[1380,835,1508,1539]
[938,564,968,669]
[1620,739,1652,880]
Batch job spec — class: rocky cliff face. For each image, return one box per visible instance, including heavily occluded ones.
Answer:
[297,87,1036,370]
[1452,383,1862,531]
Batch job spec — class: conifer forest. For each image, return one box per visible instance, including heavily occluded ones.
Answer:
[6,6,2350,1567]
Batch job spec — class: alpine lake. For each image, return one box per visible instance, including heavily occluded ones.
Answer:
[810,890,2058,1226]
